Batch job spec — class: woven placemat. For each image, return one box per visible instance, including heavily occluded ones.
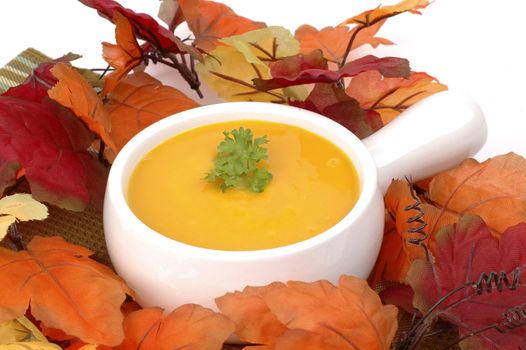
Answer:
[1,49,459,350]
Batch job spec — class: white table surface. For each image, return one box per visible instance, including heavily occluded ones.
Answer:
[2,0,525,161]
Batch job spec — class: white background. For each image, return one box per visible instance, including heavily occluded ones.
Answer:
[2,0,525,160]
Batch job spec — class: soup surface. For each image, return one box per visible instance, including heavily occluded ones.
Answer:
[127,120,360,250]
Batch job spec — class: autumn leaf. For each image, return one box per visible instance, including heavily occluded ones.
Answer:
[178,0,266,51]
[0,236,133,346]
[101,11,143,96]
[0,194,48,240]
[0,342,62,350]
[48,64,116,153]
[347,71,447,124]
[105,72,199,153]
[0,161,20,197]
[290,83,383,139]
[428,153,526,239]
[368,180,457,286]
[407,215,526,349]
[116,305,234,350]
[79,0,197,57]
[340,0,430,27]
[0,89,107,211]
[216,275,398,350]
[196,26,307,102]
[253,55,410,91]
[295,23,392,65]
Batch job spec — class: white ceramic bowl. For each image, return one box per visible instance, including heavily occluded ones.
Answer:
[104,91,486,310]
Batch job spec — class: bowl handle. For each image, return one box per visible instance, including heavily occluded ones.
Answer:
[362,91,487,193]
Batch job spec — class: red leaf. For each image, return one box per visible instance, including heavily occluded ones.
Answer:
[79,0,198,57]
[179,0,266,51]
[291,83,382,139]
[0,91,106,211]
[379,284,417,314]
[407,215,526,350]
[253,55,410,90]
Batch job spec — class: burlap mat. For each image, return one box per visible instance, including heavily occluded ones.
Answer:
[1,49,459,349]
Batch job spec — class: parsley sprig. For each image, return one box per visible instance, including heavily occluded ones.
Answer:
[205,127,273,193]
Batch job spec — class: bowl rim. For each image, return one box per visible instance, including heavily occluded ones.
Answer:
[105,101,379,261]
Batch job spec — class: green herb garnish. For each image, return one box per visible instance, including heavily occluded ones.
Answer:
[205,127,272,193]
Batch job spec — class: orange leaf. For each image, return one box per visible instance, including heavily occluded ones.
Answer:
[116,305,234,350]
[339,0,430,27]
[346,71,447,124]
[179,0,266,51]
[369,180,457,286]
[105,72,199,153]
[429,153,526,238]
[101,11,143,96]
[0,236,133,346]
[217,275,398,350]
[48,63,117,153]
[295,23,392,65]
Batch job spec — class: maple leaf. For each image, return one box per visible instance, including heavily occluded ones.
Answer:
[216,275,398,350]
[78,0,198,57]
[178,0,266,51]
[105,72,199,153]
[347,71,447,124]
[0,194,48,240]
[428,153,526,239]
[101,11,143,96]
[295,23,392,65]
[0,236,133,346]
[48,64,116,153]
[0,91,107,211]
[340,0,431,27]
[407,215,526,349]
[196,26,307,102]
[253,55,410,91]
[290,83,383,139]
[115,305,234,350]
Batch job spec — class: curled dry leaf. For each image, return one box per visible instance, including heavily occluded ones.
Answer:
[407,215,526,350]
[216,275,398,350]
[346,71,448,124]
[0,194,48,240]
[116,305,234,350]
[101,11,143,96]
[0,236,133,346]
[178,0,266,51]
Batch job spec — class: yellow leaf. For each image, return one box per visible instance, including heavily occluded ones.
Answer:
[0,194,48,239]
[339,0,430,26]
[15,317,47,343]
[0,342,62,350]
[0,320,29,344]
[196,26,307,102]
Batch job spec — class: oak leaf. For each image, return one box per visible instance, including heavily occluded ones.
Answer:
[179,0,266,51]
[196,26,307,102]
[0,89,107,211]
[253,55,410,91]
[0,236,133,346]
[407,215,526,349]
[295,24,392,65]
[216,275,398,350]
[116,305,234,350]
[105,72,199,152]
[340,0,430,27]
[0,194,48,240]
[347,71,447,124]
[101,11,143,96]
[48,64,116,153]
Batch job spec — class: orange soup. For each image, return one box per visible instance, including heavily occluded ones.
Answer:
[127,120,360,250]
